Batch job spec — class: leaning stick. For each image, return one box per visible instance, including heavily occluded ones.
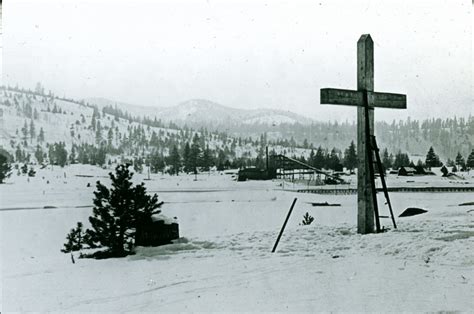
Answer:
[272,198,298,253]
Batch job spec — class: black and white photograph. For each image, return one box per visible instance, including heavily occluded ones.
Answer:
[0,0,473,312]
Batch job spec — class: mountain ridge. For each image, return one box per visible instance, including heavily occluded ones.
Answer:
[84,97,314,127]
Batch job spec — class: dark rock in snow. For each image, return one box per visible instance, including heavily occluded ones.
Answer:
[135,214,179,247]
[309,202,341,207]
[399,207,428,217]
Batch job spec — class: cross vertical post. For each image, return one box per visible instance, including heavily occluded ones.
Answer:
[357,34,375,234]
[319,34,407,234]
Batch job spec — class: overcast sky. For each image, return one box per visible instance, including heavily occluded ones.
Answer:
[2,0,472,122]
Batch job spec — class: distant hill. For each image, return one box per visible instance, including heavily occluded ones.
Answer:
[85,98,314,128]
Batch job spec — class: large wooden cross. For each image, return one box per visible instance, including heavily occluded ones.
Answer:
[320,34,407,234]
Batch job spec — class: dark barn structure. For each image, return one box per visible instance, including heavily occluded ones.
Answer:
[398,166,416,176]
[237,168,276,181]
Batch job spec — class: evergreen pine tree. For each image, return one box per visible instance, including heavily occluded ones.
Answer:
[91,108,97,131]
[425,146,441,168]
[95,145,107,166]
[0,153,12,183]
[393,151,410,169]
[314,146,325,169]
[343,141,357,172]
[150,152,166,174]
[183,142,191,173]
[190,134,201,174]
[95,121,102,145]
[21,120,29,140]
[381,148,393,170]
[69,145,77,164]
[78,164,162,257]
[415,159,424,168]
[107,128,114,148]
[61,222,85,253]
[33,108,39,120]
[15,145,24,163]
[202,145,212,172]
[29,120,35,142]
[133,157,143,173]
[55,142,68,167]
[329,148,341,171]
[37,127,45,142]
[169,145,181,175]
[48,144,55,164]
[455,152,465,168]
[35,145,44,164]
[216,149,227,171]
[446,158,455,167]
[309,149,316,167]
[467,150,474,168]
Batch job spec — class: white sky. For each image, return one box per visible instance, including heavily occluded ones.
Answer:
[2,0,473,122]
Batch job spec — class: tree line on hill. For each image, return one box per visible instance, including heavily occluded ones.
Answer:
[2,85,474,179]
[4,84,473,159]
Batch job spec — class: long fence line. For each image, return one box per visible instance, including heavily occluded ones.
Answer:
[296,186,474,195]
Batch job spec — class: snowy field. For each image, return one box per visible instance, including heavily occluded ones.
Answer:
[1,165,473,312]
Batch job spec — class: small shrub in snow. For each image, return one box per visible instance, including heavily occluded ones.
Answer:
[28,167,36,177]
[61,222,86,253]
[301,212,315,226]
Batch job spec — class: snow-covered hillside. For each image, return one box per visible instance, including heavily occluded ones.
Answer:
[0,88,312,167]
[0,89,178,158]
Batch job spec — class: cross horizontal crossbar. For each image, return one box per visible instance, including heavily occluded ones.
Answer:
[320,88,406,109]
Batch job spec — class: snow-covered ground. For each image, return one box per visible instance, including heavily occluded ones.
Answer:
[1,165,473,312]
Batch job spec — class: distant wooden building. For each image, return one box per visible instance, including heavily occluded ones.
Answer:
[398,166,416,176]
[414,166,435,175]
